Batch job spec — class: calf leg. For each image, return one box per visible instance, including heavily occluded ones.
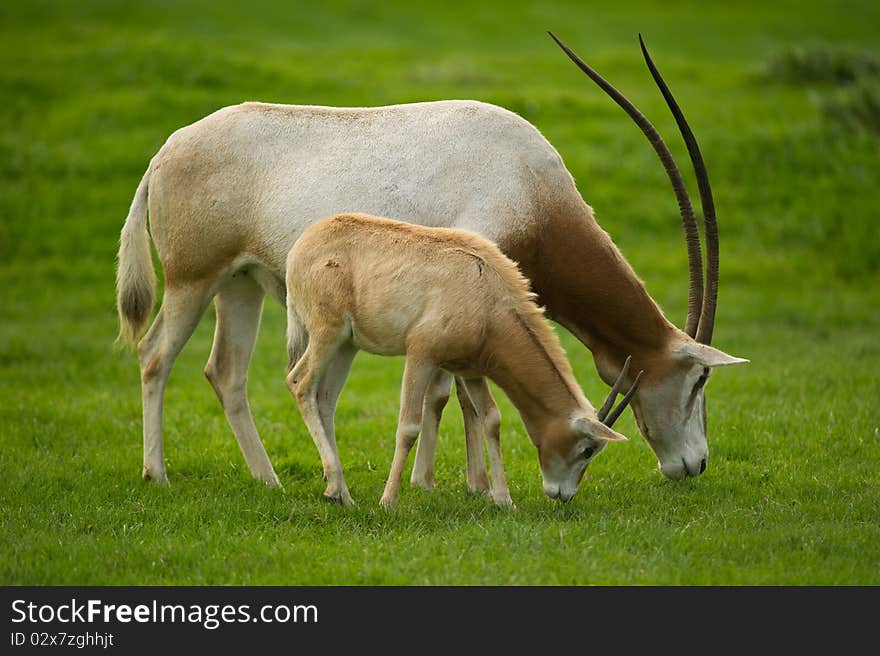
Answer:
[204,274,280,486]
[461,378,511,507]
[287,324,354,507]
[410,372,492,493]
[380,358,438,508]
[410,368,453,490]
[139,281,213,483]
[316,342,357,481]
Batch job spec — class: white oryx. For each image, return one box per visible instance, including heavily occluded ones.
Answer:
[284,212,637,507]
[116,34,746,490]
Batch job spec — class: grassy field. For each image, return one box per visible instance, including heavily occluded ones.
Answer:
[1,0,878,585]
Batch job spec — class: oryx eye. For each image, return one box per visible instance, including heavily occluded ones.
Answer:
[582,445,596,459]
[695,367,710,392]
[686,368,710,411]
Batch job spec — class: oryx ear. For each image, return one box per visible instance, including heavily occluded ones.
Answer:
[675,341,749,368]
[572,416,628,442]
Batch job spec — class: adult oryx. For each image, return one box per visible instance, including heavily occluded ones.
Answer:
[116,34,746,488]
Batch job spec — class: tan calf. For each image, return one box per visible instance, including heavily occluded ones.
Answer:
[284,213,629,508]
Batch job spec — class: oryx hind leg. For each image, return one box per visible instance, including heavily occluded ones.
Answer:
[139,280,214,484]
[204,273,280,487]
[410,368,453,490]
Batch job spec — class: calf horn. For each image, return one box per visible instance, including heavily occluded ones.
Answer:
[597,355,643,428]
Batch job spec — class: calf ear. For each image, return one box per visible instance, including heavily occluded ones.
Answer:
[675,341,749,368]
[572,416,628,442]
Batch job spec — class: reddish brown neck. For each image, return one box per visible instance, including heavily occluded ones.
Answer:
[501,201,678,384]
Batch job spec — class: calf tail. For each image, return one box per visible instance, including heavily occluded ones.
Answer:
[116,165,156,347]
[286,298,310,373]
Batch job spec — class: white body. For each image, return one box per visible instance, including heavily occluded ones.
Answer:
[150,99,564,300]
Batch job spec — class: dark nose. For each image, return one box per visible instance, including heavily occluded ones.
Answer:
[699,458,707,474]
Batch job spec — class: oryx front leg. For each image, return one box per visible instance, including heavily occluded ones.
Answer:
[138,281,213,484]
[381,358,438,508]
[410,369,453,490]
[205,274,280,487]
[462,378,511,507]
[287,325,354,507]
[455,377,491,495]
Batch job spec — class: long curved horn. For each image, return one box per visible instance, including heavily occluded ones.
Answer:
[639,35,717,345]
[548,31,704,338]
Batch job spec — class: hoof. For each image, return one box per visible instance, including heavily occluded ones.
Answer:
[492,494,515,509]
[256,470,282,488]
[467,476,491,496]
[262,476,283,489]
[323,490,354,508]
[142,469,169,486]
[379,494,398,509]
[410,476,435,491]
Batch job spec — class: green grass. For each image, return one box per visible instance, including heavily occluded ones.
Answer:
[1,0,878,585]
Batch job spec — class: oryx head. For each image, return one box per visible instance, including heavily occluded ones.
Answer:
[550,33,748,479]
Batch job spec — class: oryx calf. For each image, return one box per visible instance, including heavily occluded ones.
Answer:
[285,213,633,508]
